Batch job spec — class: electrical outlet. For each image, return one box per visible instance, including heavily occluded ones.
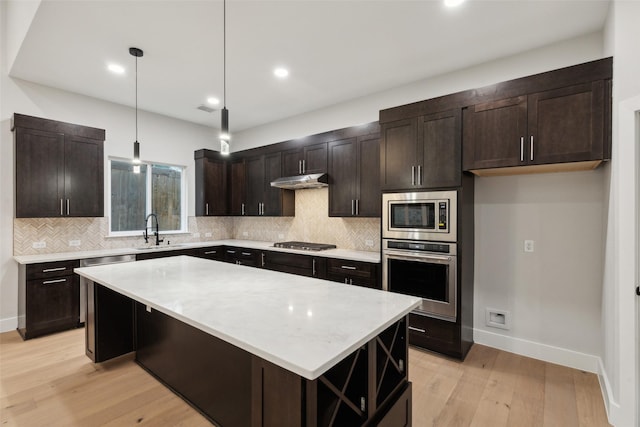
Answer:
[278,234,285,239]
[205,232,212,237]
[485,308,510,330]
[242,231,248,237]
[193,232,201,238]
[32,241,46,249]
[365,240,374,247]
[69,240,81,247]
[524,240,534,252]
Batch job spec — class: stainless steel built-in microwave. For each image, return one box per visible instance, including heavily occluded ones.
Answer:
[382,191,457,242]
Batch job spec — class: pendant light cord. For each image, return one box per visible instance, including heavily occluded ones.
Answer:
[135,54,138,141]
[223,0,226,109]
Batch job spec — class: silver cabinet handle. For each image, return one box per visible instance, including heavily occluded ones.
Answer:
[417,165,422,186]
[261,253,265,267]
[43,278,67,285]
[520,137,524,162]
[43,267,66,273]
[241,252,252,256]
[409,326,426,334]
[312,259,316,276]
[206,203,209,215]
[60,199,63,216]
[204,250,217,255]
[302,159,306,174]
[241,203,245,216]
[411,166,416,185]
[341,265,357,270]
[355,199,359,216]
[298,160,302,175]
[344,278,349,284]
[66,199,70,215]
[226,250,236,254]
[530,136,534,161]
[351,200,355,216]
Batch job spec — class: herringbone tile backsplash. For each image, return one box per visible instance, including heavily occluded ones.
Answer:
[14,188,380,255]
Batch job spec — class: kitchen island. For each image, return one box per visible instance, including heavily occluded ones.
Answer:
[75,255,420,427]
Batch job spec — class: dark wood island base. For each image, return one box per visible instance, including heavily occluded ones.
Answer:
[86,281,412,427]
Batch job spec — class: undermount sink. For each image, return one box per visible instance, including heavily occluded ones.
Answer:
[135,244,185,251]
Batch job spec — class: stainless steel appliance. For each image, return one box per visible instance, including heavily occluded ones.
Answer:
[79,254,136,323]
[382,239,457,322]
[382,190,457,242]
[273,241,337,251]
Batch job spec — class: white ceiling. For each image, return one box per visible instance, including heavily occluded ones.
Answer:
[10,0,610,132]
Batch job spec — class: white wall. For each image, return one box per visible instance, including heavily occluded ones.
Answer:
[600,1,640,425]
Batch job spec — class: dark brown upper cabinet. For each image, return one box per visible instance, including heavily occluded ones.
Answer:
[194,149,228,216]
[380,109,461,191]
[237,152,294,217]
[282,142,327,176]
[463,81,607,172]
[13,114,104,218]
[328,134,381,217]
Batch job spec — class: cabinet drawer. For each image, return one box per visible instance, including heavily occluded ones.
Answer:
[194,246,224,261]
[26,260,79,280]
[326,259,375,279]
[224,247,260,266]
[408,313,460,356]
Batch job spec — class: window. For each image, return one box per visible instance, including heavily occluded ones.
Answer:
[109,159,187,235]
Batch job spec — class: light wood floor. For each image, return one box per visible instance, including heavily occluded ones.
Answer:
[0,328,610,426]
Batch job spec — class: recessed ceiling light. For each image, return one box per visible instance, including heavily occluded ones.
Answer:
[107,63,125,74]
[444,0,465,7]
[207,97,220,105]
[274,67,289,79]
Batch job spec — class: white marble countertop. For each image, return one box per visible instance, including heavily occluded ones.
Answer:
[13,239,380,264]
[75,256,419,380]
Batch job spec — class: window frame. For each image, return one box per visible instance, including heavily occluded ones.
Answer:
[108,157,188,237]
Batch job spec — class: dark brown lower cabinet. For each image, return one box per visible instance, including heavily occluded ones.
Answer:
[87,287,411,427]
[408,313,472,360]
[261,250,326,279]
[224,246,261,266]
[18,260,81,339]
[326,258,380,289]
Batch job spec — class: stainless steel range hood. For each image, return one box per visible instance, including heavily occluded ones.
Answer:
[270,173,328,189]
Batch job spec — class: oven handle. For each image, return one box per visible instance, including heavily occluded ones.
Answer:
[383,252,453,264]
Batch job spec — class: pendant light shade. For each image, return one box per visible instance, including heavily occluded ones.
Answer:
[220,0,230,155]
[130,47,143,172]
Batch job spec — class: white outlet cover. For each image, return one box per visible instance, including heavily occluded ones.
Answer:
[243,231,249,237]
[205,232,212,237]
[193,232,201,238]
[485,307,511,330]
[32,241,46,249]
[524,240,534,252]
[365,240,374,247]
[69,240,81,246]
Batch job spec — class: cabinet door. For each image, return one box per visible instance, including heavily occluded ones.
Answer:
[282,148,303,176]
[302,142,327,174]
[356,134,381,217]
[15,127,65,218]
[196,155,227,216]
[263,152,283,216]
[328,138,357,217]
[26,274,79,336]
[245,156,265,216]
[64,135,104,217]
[229,159,245,215]
[462,96,527,170]
[380,118,418,191]
[528,81,604,165]
[262,251,315,277]
[418,109,461,188]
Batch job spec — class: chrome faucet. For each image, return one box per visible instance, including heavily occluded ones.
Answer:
[143,213,164,246]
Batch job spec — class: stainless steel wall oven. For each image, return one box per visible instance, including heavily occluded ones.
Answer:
[382,239,457,322]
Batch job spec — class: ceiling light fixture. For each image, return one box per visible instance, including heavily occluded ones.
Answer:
[108,63,125,74]
[274,67,289,79]
[444,0,465,7]
[130,47,143,173]
[207,97,220,105]
[219,0,230,155]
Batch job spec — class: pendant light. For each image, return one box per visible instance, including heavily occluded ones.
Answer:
[130,47,144,173]
[219,0,230,155]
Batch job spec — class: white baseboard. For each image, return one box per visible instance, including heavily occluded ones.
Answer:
[473,328,600,373]
[597,358,621,426]
[0,316,17,333]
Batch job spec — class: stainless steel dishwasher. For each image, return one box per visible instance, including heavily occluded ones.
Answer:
[79,254,136,323]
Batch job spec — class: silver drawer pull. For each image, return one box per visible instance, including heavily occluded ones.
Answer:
[341,265,357,270]
[409,326,426,334]
[43,278,67,285]
[204,250,217,255]
[241,252,252,256]
[42,267,66,273]
[226,250,236,254]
